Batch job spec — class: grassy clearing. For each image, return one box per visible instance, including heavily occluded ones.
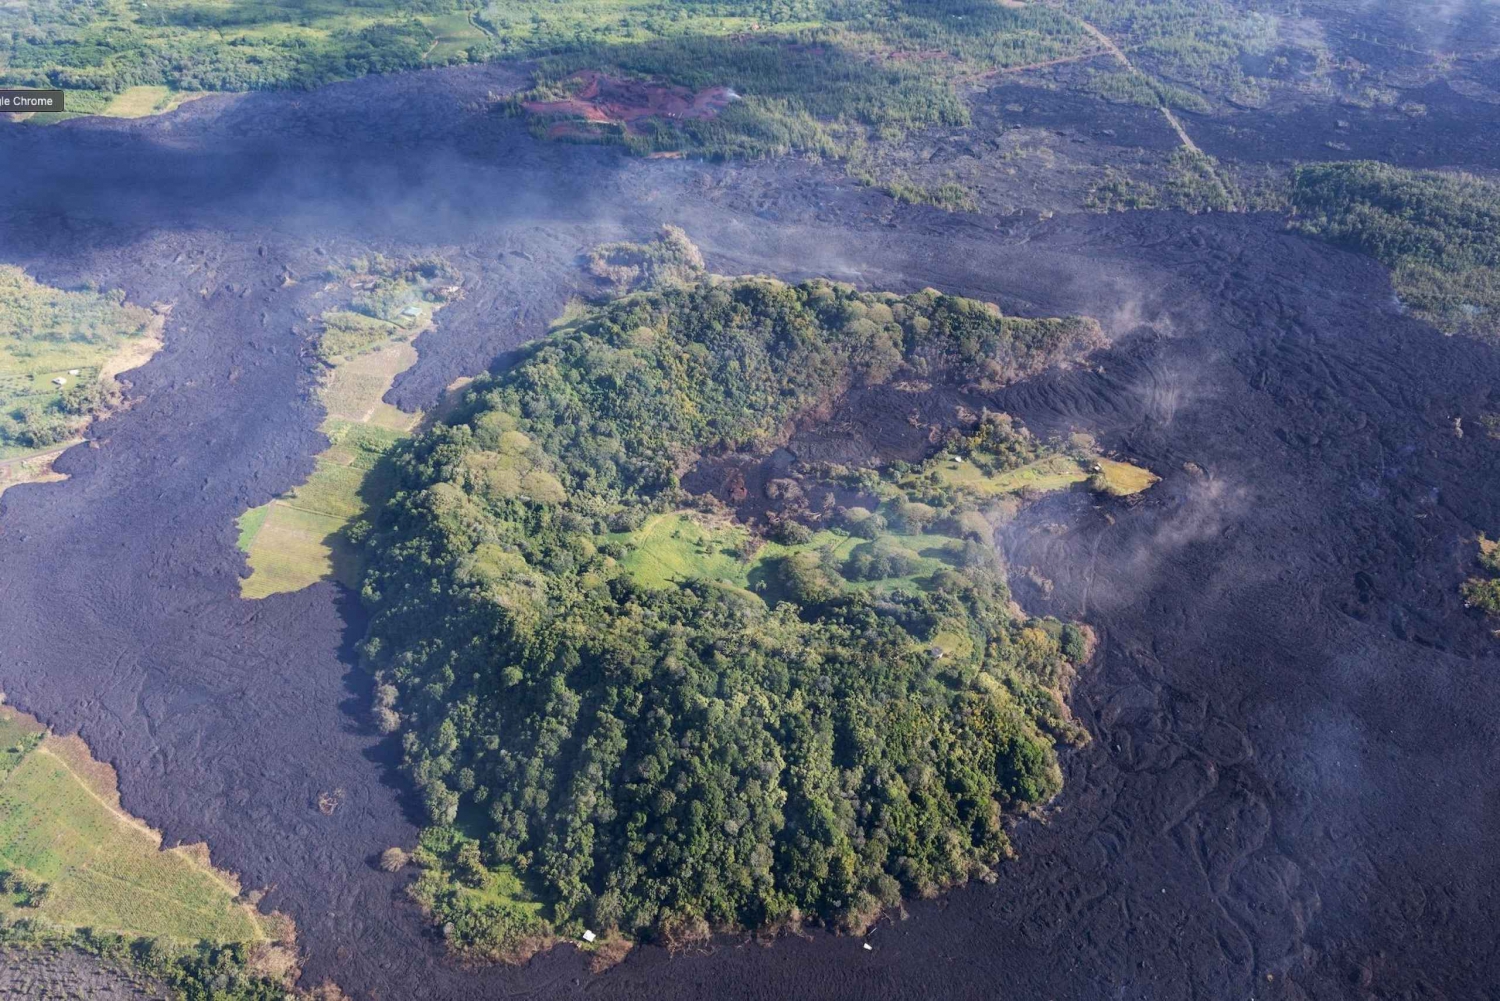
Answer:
[611,512,950,596]
[930,453,1087,497]
[100,85,205,119]
[238,504,354,598]
[610,512,753,589]
[1090,458,1159,496]
[424,12,491,63]
[237,338,420,598]
[916,452,1156,500]
[238,265,453,598]
[0,708,271,947]
[609,451,1155,598]
[407,826,552,965]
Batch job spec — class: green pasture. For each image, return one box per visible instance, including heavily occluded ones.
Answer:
[0,712,267,945]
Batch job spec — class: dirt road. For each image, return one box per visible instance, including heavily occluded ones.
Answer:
[1066,12,1241,209]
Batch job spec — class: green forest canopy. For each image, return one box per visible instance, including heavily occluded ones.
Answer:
[355,250,1111,960]
[1290,161,1500,341]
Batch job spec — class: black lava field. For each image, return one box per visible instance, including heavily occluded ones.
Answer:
[2,65,1499,1001]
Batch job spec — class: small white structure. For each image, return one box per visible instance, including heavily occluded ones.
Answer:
[52,377,66,386]
[68,369,80,376]
[581,929,597,943]
[863,943,873,951]
[401,305,422,318]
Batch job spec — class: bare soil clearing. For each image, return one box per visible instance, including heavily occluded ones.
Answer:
[0,61,1497,1001]
[523,71,737,137]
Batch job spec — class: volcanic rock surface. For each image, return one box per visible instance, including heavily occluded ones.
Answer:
[0,63,1498,1000]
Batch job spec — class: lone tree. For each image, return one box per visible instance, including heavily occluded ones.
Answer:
[379,847,409,873]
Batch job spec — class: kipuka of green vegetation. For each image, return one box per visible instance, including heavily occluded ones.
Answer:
[356,241,1110,960]
[0,266,154,457]
[1063,0,1276,105]
[3,0,1076,122]
[1463,535,1500,619]
[237,254,459,599]
[1290,162,1500,341]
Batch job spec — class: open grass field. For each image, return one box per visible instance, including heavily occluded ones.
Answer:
[930,453,1089,497]
[238,281,442,598]
[1091,457,1160,496]
[238,502,355,599]
[423,12,491,64]
[615,512,963,598]
[0,709,269,946]
[238,341,418,598]
[610,512,754,590]
[914,453,1156,500]
[101,86,206,119]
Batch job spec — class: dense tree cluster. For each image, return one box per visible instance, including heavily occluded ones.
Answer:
[356,250,1101,957]
[0,869,50,908]
[1291,161,1500,340]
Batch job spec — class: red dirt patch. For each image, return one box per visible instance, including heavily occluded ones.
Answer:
[522,72,737,135]
[883,48,955,63]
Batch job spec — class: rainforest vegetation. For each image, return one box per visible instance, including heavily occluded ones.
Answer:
[1291,162,1500,341]
[352,232,1111,960]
